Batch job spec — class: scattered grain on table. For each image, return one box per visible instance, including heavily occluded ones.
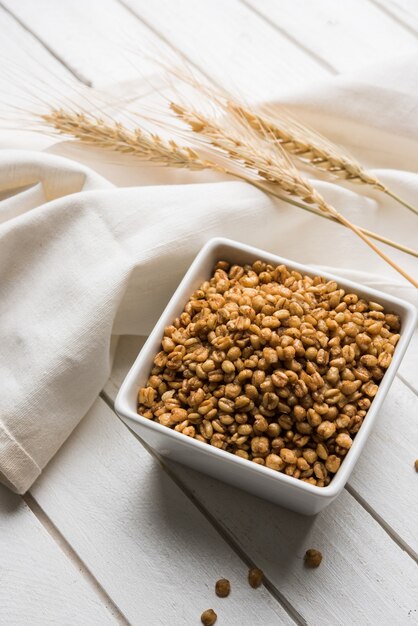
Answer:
[201,608,217,625]
[304,548,323,568]
[215,578,231,597]
[248,567,264,588]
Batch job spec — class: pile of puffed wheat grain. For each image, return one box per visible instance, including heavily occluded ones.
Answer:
[138,260,401,487]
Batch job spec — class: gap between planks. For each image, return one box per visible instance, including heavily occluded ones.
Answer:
[239,0,338,75]
[367,0,418,37]
[397,372,418,398]
[22,492,131,626]
[0,1,91,85]
[116,0,216,85]
[99,388,304,626]
[346,481,418,563]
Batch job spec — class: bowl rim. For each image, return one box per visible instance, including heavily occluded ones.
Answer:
[115,236,417,500]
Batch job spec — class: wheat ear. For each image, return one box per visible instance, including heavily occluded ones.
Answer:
[230,103,418,217]
[171,103,417,288]
[41,109,211,171]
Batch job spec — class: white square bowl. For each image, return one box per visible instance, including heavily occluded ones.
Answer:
[115,237,417,515]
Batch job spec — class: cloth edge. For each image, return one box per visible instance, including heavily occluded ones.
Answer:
[0,422,41,494]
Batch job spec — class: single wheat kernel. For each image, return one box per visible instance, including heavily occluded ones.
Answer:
[304,549,322,568]
[248,567,264,588]
[201,609,217,625]
[215,578,231,598]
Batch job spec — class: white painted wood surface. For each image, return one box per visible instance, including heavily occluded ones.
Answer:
[399,327,418,391]
[121,0,328,98]
[371,0,418,34]
[1,1,417,624]
[0,486,117,624]
[32,398,293,625]
[1,0,165,87]
[167,471,418,625]
[243,0,418,72]
[348,375,418,558]
[102,339,418,624]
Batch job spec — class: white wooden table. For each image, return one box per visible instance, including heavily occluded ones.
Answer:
[1,2,417,624]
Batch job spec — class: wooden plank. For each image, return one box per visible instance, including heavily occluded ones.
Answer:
[398,327,418,393]
[371,0,418,34]
[348,376,418,557]
[0,3,80,84]
[120,0,328,99]
[0,5,75,149]
[105,335,147,400]
[31,398,294,625]
[243,0,418,73]
[1,0,166,87]
[0,486,118,624]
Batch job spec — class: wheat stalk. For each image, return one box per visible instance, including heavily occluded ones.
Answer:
[40,107,417,280]
[170,102,418,288]
[245,181,418,258]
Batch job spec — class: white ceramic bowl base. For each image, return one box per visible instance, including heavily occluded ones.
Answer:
[115,238,417,515]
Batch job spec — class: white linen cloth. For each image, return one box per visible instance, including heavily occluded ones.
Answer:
[1,55,417,494]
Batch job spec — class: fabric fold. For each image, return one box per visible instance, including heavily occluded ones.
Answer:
[0,424,41,494]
